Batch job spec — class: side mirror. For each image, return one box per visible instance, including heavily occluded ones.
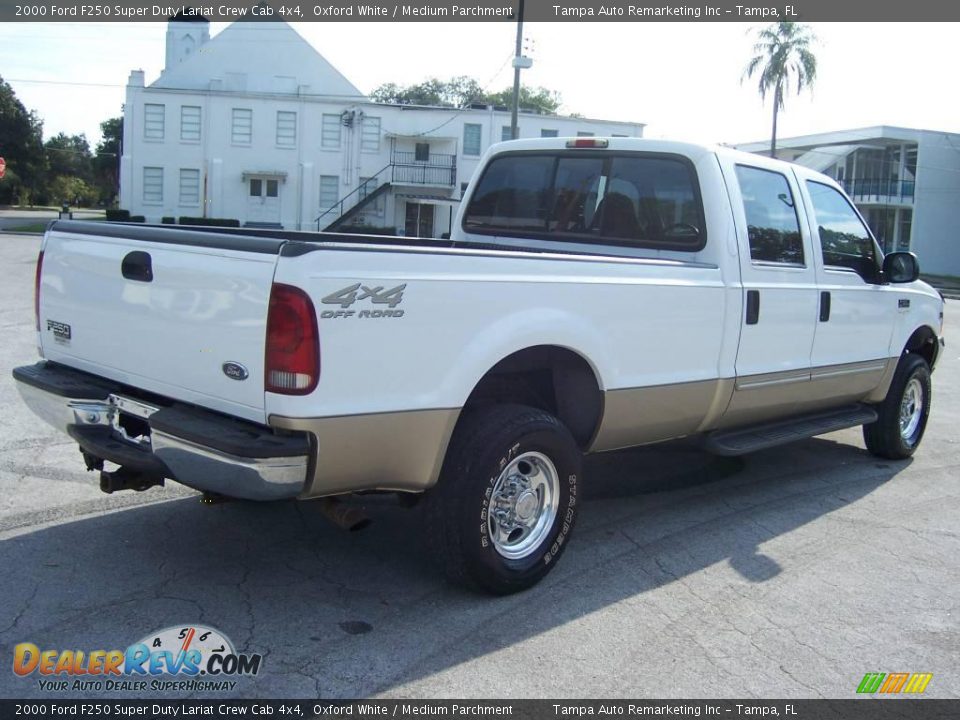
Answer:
[883,251,920,283]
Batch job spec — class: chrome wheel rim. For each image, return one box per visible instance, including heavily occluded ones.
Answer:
[488,451,560,560]
[899,377,924,441]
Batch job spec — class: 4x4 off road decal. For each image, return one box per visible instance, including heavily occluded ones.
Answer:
[320,283,406,320]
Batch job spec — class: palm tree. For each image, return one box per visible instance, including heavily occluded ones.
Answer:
[743,22,817,158]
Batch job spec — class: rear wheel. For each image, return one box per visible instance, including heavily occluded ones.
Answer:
[863,353,932,459]
[425,404,581,594]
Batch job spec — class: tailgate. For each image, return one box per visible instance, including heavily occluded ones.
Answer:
[37,222,284,424]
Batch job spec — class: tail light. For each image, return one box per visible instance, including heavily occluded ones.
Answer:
[34,250,44,332]
[265,283,319,395]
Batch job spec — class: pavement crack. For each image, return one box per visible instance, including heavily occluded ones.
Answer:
[0,583,39,638]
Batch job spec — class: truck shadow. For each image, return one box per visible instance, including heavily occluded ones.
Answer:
[0,433,908,699]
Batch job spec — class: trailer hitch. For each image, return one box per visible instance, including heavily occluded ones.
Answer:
[99,466,164,494]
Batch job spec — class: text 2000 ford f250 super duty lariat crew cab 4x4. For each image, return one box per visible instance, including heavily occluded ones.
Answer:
[14,138,945,593]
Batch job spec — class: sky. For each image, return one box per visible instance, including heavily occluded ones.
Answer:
[1,21,958,148]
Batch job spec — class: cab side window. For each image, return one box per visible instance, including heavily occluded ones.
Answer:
[805,181,880,283]
[735,165,804,266]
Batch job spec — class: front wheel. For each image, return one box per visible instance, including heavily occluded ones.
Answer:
[863,353,932,459]
[424,404,582,594]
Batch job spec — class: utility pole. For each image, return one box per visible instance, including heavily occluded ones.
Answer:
[509,0,529,140]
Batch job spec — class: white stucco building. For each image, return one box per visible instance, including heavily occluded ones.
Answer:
[120,18,644,237]
[737,126,960,277]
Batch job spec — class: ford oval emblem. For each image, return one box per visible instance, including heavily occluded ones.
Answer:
[222,362,249,381]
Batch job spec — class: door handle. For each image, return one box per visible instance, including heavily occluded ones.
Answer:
[745,289,760,325]
[121,251,153,282]
[819,291,831,322]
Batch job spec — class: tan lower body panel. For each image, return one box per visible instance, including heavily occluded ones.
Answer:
[717,358,896,430]
[590,378,730,452]
[270,408,460,499]
[589,358,896,450]
[270,358,896,498]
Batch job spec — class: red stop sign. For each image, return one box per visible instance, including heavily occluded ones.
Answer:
[0,157,5,179]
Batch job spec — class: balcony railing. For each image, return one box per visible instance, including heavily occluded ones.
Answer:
[390,151,456,186]
[842,178,915,202]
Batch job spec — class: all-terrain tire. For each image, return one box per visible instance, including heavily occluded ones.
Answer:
[424,404,582,594]
[863,353,932,459]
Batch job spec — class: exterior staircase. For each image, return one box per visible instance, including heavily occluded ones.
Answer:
[315,152,456,231]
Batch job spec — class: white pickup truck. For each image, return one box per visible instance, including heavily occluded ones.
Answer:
[14,138,945,593]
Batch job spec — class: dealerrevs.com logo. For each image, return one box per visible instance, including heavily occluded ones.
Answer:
[13,625,263,693]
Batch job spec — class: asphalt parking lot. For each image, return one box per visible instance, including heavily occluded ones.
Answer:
[0,232,957,700]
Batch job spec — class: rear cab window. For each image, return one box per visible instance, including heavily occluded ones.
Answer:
[463,151,706,251]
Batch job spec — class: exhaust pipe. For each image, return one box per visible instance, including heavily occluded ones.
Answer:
[99,466,164,494]
[317,497,371,532]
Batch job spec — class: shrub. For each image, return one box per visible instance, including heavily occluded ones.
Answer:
[178,216,241,228]
[127,215,146,223]
[161,216,176,224]
[106,209,131,222]
[337,225,397,236]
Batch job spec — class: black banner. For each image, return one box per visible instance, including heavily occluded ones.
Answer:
[5,0,960,23]
[0,700,958,720]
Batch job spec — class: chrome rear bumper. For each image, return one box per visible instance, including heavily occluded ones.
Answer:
[13,363,309,501]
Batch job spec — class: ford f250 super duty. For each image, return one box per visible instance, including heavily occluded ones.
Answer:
[14,138,945,593]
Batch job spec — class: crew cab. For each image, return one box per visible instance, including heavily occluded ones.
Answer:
[13,138,945,593]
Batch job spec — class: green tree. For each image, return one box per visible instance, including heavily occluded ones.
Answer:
[47,175,98,207]
[371,77,562,114]
[484,86,561,115]
[370,76,485,108]
[45,133,93,183]
[0,75,45,205]
[743,22,817,158]
[93,116,122,205]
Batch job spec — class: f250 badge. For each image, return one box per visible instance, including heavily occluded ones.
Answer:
[46,320,72,345]
[320,283,406,320]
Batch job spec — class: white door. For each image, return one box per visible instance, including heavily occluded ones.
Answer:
[247,178,281,224]
[798,173,898,393]
[719,157,820,427]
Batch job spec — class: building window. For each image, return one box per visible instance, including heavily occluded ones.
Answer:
[143,167,163,204]
[735,165,804,266]
[415,143,430,162]
[577,131,595,137]
[179,106,200,142]
[361,116,380,152]
[898,209,913,251]
[321,114,341,149]
[540,129,559,138]
[318,175,339,211]
[463,123,482,156]
[501,126,513,142]
[276,111,297,147]
[864,207,897,254]
[179,168,200,206]
[144,104,165,141]
[232,108,252,145]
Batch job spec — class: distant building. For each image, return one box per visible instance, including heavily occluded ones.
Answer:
[737,126,960,277]
[120,18,644,236]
